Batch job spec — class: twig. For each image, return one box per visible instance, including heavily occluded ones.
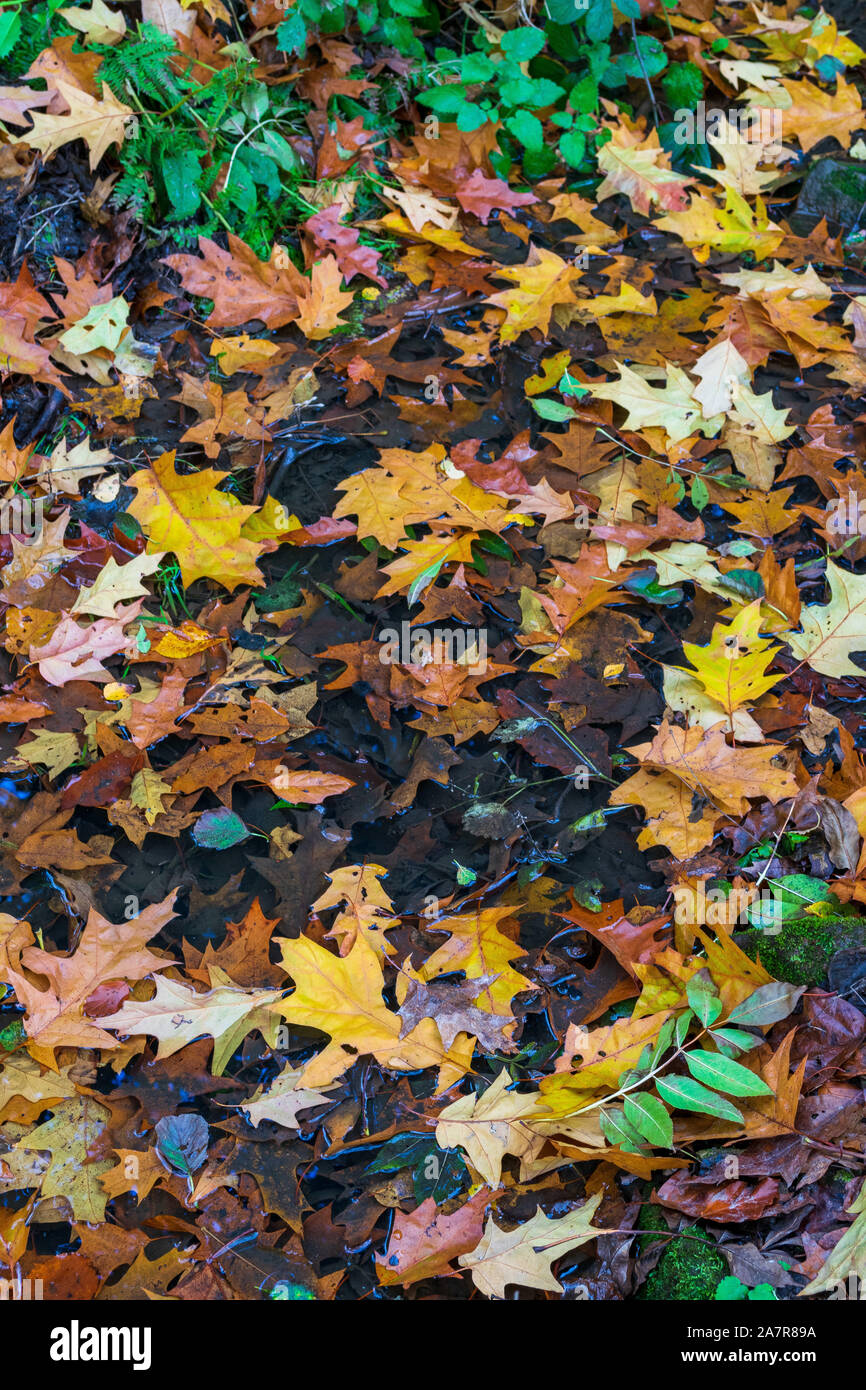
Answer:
[630,17,661,128]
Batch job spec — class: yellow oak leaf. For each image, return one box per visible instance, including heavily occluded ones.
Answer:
[419,903,535,1023]
[626,719,801,815]
[58,0,126,44]
[786,559,866,677]
[381,182,457,232]
[540,1011,673,1095]
[695,116,783,197]
[127,449,265,589]
[435,1069,541,1185]
[588,362,723,445]
[691,338,751,416]
[596,126,693,215]
[0,894,177,1056]
[486,245,584,342]
[273,933,440,1087]
[767,75,863,154]
[662,664,765,743]
[334,443,510,549]
[657,189,784,263]
[294,256,355,340]
[313,863,399,957]
[240,1064,339,1130]
[70,551,165,619]
[610,766,721,859]
[129,767,172,826]
[7,1097,113,1223]
[674,600,785,718]
[22,80,132,171]
[458,1193,605,1298]
[376,532,478,599]
[99,974,285,1066]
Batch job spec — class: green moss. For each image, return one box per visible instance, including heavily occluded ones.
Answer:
[738,910,866,987]
[635,1200,668,1255]
[747,917,835,986]
[828,166,866,199]
[642,1227,726,1301]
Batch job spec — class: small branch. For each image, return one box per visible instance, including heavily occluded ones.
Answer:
[630,17,661,129]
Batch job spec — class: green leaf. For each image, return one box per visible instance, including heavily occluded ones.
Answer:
[380,14,422,52]
[258,128,300,175]
[154,1113,209,1177]
[655,1074,744,1124]
[559,369,588,397]
[160,148,202,222]
[418,85,467,115]
[505,109,544,151]
[686,968,722,1027]
[632,1043,654,1078]
[545,20,582,60]
[559,129,587,168]
[523,145,557,177]
[727,982,805,1027]
[60,297,130,355]
[685,1050,774,1098]
[717,568,764,602]
[461,52,496,82]
[599,1106,645,1151]
[192,807,251,850]
[691,475,710,512]
[624,1093,673,1148]
[623,571,682,606]
[0,8,21,59]
[709,1026,761,1054]
[675,1009,693,1047]
[241,146,280,199]
[501,28,546,62]
[716,1275,748,1301]
[746,873,832,928]
[456,101,490,132]
[602,34,668,89]
[544,0,587,22]
[530,397,576,421]
[648,1016,676,1069]
[662,60,705,112]
[276,11,307,54]
[222,154,256,215]
[584,0,613,43]
[569,74,599,114]
[500,76,540,108]
[527,77,565,106]
[407,558,445,607]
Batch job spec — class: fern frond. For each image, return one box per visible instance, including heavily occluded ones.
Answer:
[98,23,188,106]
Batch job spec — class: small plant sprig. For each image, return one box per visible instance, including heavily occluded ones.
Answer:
[535,973,795,1152]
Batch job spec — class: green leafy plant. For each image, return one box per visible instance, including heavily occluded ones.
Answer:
[95,23,307,254]
[546,973,790,1156]
[277,0,439,60]
[0,0,70,75]
[417,2,676,177]
[716,1275,778,1301]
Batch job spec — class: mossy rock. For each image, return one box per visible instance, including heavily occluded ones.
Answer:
[641,1227,726,1301]
[792,157,866,234]
[737,914,866,988]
